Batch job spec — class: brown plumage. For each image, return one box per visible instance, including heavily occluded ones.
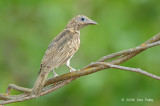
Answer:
[31,15,97,95]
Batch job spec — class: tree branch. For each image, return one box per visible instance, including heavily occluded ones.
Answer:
[86,62,160,80]
[0,33,160,105]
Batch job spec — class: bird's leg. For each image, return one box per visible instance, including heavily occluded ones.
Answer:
[66,58,76,72]
[52,69,58,77]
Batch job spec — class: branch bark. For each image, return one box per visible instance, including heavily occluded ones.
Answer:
[0,33,160,105]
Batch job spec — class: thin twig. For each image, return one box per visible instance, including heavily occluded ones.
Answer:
[87,62,160,80]
[109,64,160,80]
[6,84,32,95]
[0,79,75,105]
[98,40,160,62]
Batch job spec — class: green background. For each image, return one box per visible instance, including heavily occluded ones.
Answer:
[0,0,160,106]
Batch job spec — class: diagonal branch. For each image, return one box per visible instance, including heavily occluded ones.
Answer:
[86,62,160,80]
[97,40,160,62]
[0,33,160,105]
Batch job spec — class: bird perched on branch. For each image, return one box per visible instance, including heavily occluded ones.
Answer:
[31,15,97,95]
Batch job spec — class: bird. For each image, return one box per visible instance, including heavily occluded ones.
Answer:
[31,15,97,95]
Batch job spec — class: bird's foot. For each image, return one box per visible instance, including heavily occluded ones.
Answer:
[69,67,76,72]
[66,64,76,72]
[54,73,58,77]
[52,69,58,77]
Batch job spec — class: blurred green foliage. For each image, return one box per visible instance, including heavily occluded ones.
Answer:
[0,0,160,106]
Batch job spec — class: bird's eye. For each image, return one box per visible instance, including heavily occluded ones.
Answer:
[80,17,85,21]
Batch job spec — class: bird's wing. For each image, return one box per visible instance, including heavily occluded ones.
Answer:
[41,29,80,69]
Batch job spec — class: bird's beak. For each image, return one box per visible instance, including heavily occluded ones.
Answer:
[88,20,98,25]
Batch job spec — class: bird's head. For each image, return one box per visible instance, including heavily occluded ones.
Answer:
[65,15,97,31]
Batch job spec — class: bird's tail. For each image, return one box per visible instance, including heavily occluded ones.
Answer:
[31,67,50,96]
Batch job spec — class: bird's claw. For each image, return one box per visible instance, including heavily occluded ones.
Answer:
[70,68,76,72]
[54,73,58,77]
